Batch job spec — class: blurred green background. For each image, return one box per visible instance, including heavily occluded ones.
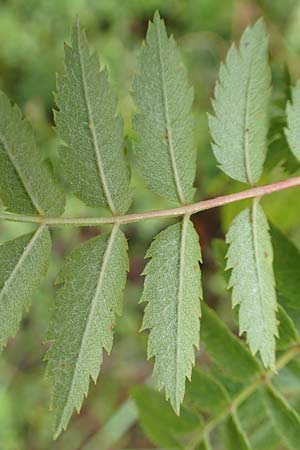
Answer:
[1,0,300,449]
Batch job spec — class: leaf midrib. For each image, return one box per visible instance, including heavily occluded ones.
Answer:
[76,22,117,215]
[156,22,186,205]
[0,225,46,305]
[243,51,254,186]
[174,215,189,411]
[56,224,119,435]
[251,200,267,339]
[0,130,44,215]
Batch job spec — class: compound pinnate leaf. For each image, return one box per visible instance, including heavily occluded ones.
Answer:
[46,226,128,437]
[264,384,300,450]
[0,92,65,216]
[133,12,196,204]
[141,217,202,413]
[0,226,51,350]
[226,200,278,369]
[201,304,260,380]
[55,20,131,215]
[209,19,271,185]
[285,80,300,162]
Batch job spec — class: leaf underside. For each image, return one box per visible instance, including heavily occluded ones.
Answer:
[0,91,65,216]
[209,18,271,185]
[0,226,51,349]
[141,218,202,413]
[46,227,128,438]
[55,20,131,214]
[285,80,300,162]
[226,201,278,369]
[133,12,196,204]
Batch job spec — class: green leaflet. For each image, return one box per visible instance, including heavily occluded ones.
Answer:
[133,12,196,204]
[141,217,202,413]
[264,384,300,450]
[55,20,131,215]
[201,304,260,380]
[131,385,199,449]
[0,92,65,216]
[0,226,51,350]
[226,200,278,369]
[209,19,271,185]
[46,226,128,438]
[185,368,230,414]
[225,413,251,450]
[277,305,300,351]
[285,80,300,162]
[271,225,300,309]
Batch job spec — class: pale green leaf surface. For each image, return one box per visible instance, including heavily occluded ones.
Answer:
[264,384,300,450]
[46,227,128,437]
[0,91,65,216]
[225,413,252,450]
[141,218,202,413]
[0,226,51,350]
[285,80,300,162]
[133,12,196,204]
[226,201,278,368]
[209,19,271,185]
[201,304,260,380]
[55,21,131,214]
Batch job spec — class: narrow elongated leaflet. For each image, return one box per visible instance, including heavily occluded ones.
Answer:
[0,92,65,216]
[141,217,202,413]
[133,12,196,204]
[46,226,128,437]
[131,385,199,449]
[209,19,271,185]
[264,384,300,450]
[185,368,230,414]
[0,226,51,349]
[285,80,300,162]
[55,20,131,214]
[271,225,300,309]
[226,200,278,369]
[201,303,260,380]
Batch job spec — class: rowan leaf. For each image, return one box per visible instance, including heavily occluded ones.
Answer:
[131,385,199,448]
[277,305,300,351]
[209,19,271,185]
[225,413,252,450]
[55,20,132,215]
[0,92,65,216]
[271,225,300,309]
[141,217,202,413]
[264,384,300,450]
[185,368,230,414]
[226,200,278,369]
[0,226,51,349]
[201,303,260,380]
[285,80,300,162]
[132,12,196,204]
[46,226,128,438]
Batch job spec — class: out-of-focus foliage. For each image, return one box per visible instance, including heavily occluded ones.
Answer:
[1,0,300,449]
